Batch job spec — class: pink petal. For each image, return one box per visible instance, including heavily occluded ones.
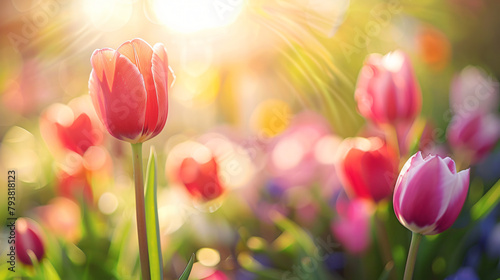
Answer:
[397,156,444,230]
[150,43,171,137]
[116,39,158,137]
[90,48,117,92]
[89,52,147,141]
[433,168,469,234]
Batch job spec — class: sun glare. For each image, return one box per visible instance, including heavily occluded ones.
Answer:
[149,0,245,33]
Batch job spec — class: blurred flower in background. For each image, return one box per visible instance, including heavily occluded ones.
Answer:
[15,218,46,266]
[0,0,499,279]
[336,137,398,202]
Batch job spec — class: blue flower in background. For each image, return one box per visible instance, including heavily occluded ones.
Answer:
[445,267,479,280]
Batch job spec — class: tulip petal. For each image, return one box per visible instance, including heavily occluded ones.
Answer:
[360,148,397,201]
[433,168,469,234]
[150,43,171,137]
[117,39,158,138]
[397,156,444,232]
[90,48,118,92]
[89,51,147,141]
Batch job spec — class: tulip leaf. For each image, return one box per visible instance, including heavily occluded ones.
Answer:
[145,147,163,280]
[41,259,61,280]
[471,178,500,221]
[178,254,195,280]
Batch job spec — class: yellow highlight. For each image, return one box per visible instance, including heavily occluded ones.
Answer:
[250,99,291,138]
[196,248,221,267]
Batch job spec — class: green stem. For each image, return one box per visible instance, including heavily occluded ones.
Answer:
[403,232,422,280]
[374,211,394,278]
[131,143,151,280]
[385,124,401,160]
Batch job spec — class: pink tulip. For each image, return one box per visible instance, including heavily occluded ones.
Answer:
[332,199,373,254]
[89,38,174,143]
[447,112,500,163]
[450,66,499,116]
[393,152,470,235]
[355,50,422,125]
[15,218,46,265]
[336,137,399,202]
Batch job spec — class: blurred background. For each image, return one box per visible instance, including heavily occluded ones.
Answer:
[1,0,500,279]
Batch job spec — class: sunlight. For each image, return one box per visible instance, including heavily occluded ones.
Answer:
[149,0,245,33]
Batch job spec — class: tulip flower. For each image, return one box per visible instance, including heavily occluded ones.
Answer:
[89,38,175,280]
[15,218,46,266]
[55,113,102,155]
[179,155,224,202]
[447,112,500,163]
[331,199,373,255]
[89,38,174,143]
[336,137,399,202]
[450,66,499,116]
[355,50,422,126]
[393,152,470,280]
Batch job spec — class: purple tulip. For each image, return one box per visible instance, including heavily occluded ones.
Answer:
[393,152,470,235]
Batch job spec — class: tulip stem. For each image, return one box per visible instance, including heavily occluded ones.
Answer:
[131,143,151,280]
[374,212,394,277]
[403,232,422,280]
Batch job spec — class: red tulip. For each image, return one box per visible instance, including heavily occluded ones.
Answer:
[179,156,224,201]
[55,113,102,155]
[447,112,500,163]
[355,50,422,125]
[89,38,174,143]
[15,218,46,265]
[336,137,399,202]
[393,152,470,235]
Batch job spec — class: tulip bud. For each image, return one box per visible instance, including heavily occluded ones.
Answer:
[447,112,500,163]
[89,38,174,143]
[336,137,399,202]
[393,152,470,235]
[179,155,224,202]
[355,50,422,126]
[15,218,46,265]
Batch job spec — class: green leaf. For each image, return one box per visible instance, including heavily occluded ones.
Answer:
[178,254,195,280]
[471,178,500,221]
[41,259,61,280]
[145,147,163,280]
